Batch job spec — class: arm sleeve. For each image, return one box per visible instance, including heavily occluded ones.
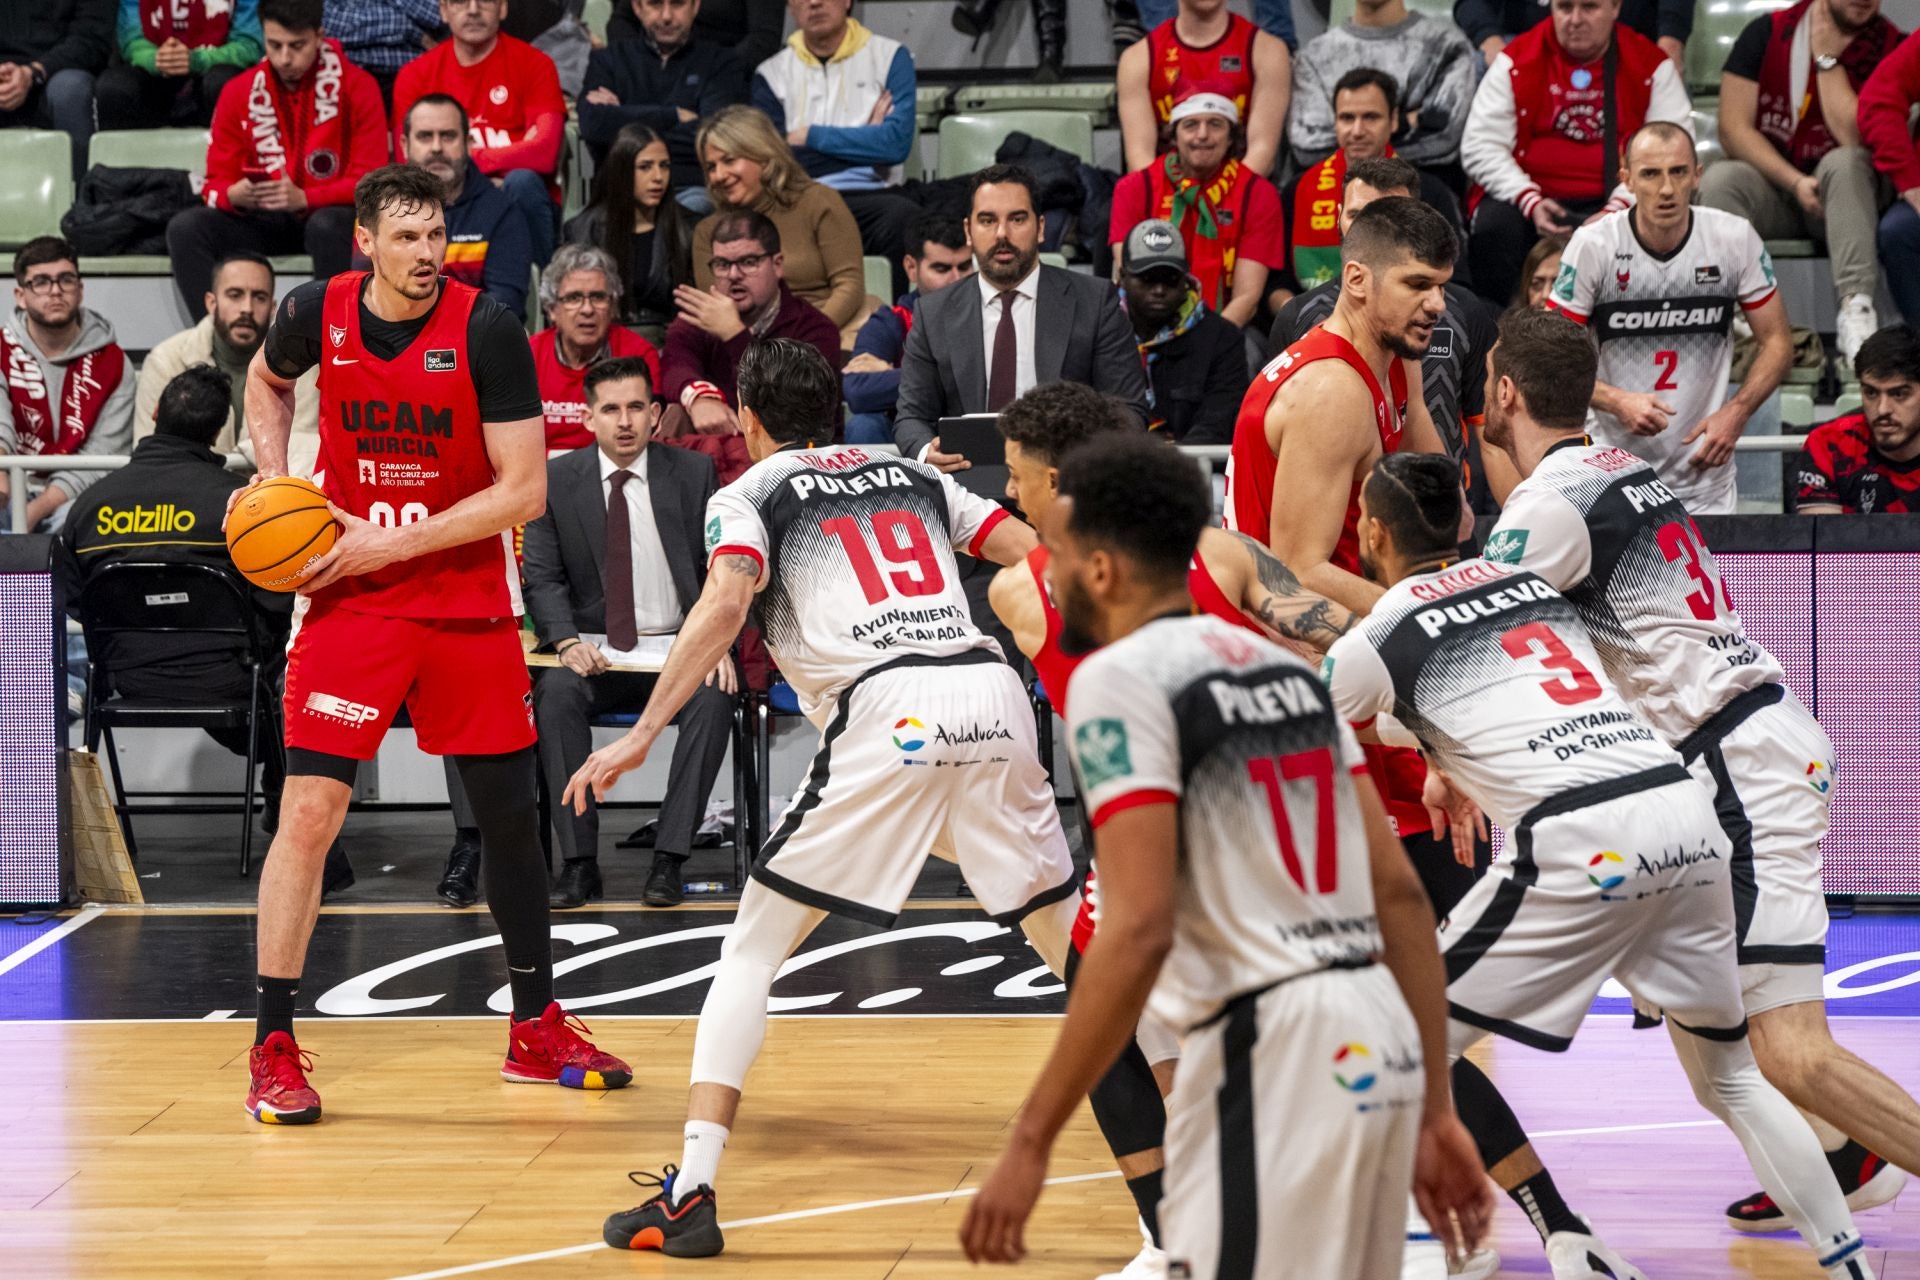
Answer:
[703,482,770,586]
[1723,16,1769,81]
[1859,35,1920,190]
[1188,323,1251,445]
[479,202,533,318]
[262,280,329,381]
[1794,430,1843,510]
[1324,631,1397,728]
[812,190,868,328]
[891,306,941,460]
[1064,651,1183,827]
[1287,44,1336,164]
[801,49,916,167]
[1483,486,1594,589]
[470,300,545,422]
[1545,225,1600,319]
[1454,0,1504,47]
[1461,54,1540,209]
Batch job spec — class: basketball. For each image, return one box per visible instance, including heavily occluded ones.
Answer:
[226,476,339,592]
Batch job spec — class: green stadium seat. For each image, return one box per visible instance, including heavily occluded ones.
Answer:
[905,128,926,183]
[1765,238,1819,258]
[0,130,72,249]
[1687,0,1791,94]
[87,128,211,176]
[582,0,613,40]
[917,85,954,133]
[949,82,1117,126]
[937,111,1093,180]
[1778,388,1814,429]
[864,254,892,302]
[1691,104,1721,169]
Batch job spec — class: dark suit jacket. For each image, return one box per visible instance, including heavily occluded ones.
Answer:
[892,264,1151,460]
[521,441,718,648]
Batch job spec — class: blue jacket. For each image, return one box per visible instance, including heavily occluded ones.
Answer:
[751,23,915,191]
[842,290,918,416]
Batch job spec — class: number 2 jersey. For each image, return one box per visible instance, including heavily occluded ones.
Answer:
[1548,207,1777,514]
[704,444,1009,723]
[1068,615,1381,1030]
[1326,559,1678,831]
[1485,441,1780,744]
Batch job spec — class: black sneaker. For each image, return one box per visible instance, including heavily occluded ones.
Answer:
[1726,1140,1907,1232]
[437,831,481,907]
[643,857,684,908]
[604,1166,723,1257]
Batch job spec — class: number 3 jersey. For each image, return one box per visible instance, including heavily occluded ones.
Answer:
[703,444,1008,723]
[1548,207,1777,514]
[1326,559,1678,831]
[1484,441,1781,743]
[1067,615,1381,1030]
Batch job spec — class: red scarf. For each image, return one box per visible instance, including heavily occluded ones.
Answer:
[1,328,125,457]
[1142,156,1249,310]
[141,0,232,49]
[234,39,349,188]
[1754,0,1901,172]
[1287,146,1395,291]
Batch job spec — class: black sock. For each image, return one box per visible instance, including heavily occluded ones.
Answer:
[1450,1057,1582,1241]
[1126,1168,1164,1246]
[1509,1169,1584,1242]
[455,748,553,1022]
[255,975,300,1045]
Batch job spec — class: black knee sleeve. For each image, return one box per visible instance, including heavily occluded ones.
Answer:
[1066,946,1167,1160]
[1452,1055,1531,1170]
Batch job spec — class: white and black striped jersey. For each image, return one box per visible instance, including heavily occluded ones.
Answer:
[1067,615,1380,1030]
[704,444,1008,722]
[1326,559,1679,830]
[1483,441,1782,744]
[1549,207,1777,514]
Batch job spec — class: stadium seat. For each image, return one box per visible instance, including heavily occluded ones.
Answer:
[87,127,211,176]
[582,0,613,40]
[937,111,1093,180]
[917,84,954,134]
[0,129,72,249]
[864,254,892,302]
[1691,104,1722,170]
[1687,0,1791,94]
[1765,239,1819,258]
[950,83,1117,127]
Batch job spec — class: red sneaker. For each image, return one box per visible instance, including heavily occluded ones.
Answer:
[246,1031,322,1125]
[502,1002,633,1089]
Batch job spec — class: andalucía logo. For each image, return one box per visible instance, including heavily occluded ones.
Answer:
[893,717,927,752]
[1588,851,1626,891]
[1807,761,1831,794]
[1332,1043,1375,1092]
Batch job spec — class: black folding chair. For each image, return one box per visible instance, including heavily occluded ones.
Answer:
[77,562,282,876]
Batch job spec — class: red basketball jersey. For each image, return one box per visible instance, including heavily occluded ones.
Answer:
[312,273,516,619]
[1146,15,1259,128]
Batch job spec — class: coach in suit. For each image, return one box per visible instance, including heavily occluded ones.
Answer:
[892,165,1150,465]
[522,355,735,909]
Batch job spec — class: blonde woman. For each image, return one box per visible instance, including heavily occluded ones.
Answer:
[691,105,867,331]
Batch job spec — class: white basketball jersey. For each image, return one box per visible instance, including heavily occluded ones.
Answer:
[1549,207,1777,514]
[703,444,1006,722]
[1067,615,1380,1030]
[1326,559,1679,830]
[1485,441,1782,743]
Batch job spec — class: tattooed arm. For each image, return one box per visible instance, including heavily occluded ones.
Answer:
[1207,528,1356,655]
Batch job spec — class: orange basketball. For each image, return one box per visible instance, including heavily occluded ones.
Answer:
[226,476,339,592]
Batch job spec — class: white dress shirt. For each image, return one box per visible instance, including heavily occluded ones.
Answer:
[599,445,684,636]
[978,264,1039,402]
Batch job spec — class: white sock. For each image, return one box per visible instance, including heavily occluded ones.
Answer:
[676,1120,729,1204]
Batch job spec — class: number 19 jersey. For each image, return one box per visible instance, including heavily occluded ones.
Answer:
[703,444,1008,723]
[1548,207,1777,514]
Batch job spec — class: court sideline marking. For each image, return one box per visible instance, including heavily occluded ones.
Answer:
[0,905,102,980]
[384,1119,1724,1280]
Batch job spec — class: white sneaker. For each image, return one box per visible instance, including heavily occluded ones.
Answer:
[1837,293,1878,369]
[1450,1246,1501,1279]
[1401,1234,1449,1280]
[1095,1218,1167,1280]
[1546,1215,1649,1279]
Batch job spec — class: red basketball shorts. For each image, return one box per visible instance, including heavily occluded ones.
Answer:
[283,599,536,759]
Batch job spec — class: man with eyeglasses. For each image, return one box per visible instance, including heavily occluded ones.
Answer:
[533,243,662,454]
[0,236,134,533]
[660,209,840,483]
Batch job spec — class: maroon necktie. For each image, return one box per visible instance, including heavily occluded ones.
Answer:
[988,289,1018,412]
[604,469,638,652]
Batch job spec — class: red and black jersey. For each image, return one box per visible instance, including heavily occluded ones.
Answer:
[1796,412,1920,514]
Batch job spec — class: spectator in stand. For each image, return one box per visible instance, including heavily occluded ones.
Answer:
[607,0,785,72]
[393,0,568,267]
[1117,0,1291,175]
[663,208,841,482]
[691,105,865,333]
[97,0,262,129]
[752,0,921,290]
[1108,85,1284,329]
[1514,236,1562,310]
[0,239,134,534]
[843,212,974,445]
[399,92,532,318]
[579,0,747,215]
[1796,323,1920,512]
[1457,0,1690,65]
[522,356,732,910]
[1702,0,1901,371]
[165,0,385,321]
[1461,0,1690,307]
[1278,68,1465,300]
[137,252,319,458]
[1119,219,1247,443]
[0,1,112,173]
[565,124,697,334]
[321,0,442,106]
[1289,0,1475,177]
[1129,0,1295,63]
[534,244,664,453]
[1859,28,1920,325]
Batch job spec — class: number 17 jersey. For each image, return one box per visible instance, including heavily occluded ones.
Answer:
[703,444,1009,723]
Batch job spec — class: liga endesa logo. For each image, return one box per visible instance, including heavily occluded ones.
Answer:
[1332,1042,1375,1092]
[1588,851,1627,892]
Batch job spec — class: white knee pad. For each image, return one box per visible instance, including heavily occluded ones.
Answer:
[689,883,826,1090]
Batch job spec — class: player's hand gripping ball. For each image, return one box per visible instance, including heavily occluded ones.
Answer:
[226,477,341,591]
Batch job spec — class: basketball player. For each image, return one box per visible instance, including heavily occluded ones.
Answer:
[227,165,630,1125]
[1329,452,1875,1280]
[1546,122,1794,515]
[987,381,1355,1280]
[563,338,1079,1258]
[1482,307,1917,1232]
[961,435,1493,1278]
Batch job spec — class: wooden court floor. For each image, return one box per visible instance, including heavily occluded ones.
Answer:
[3,1013,1918,1279]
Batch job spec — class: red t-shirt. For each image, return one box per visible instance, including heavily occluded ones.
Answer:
[1109,161,1285,311]
[392,36,566,197]
[532,326,663,451]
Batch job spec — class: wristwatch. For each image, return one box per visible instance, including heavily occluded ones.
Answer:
[1814,53,1841,71]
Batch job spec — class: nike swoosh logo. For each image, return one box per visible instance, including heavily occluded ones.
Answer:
[330,356,358,366]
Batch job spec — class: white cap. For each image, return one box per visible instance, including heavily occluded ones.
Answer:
[1168,92,1239,126]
